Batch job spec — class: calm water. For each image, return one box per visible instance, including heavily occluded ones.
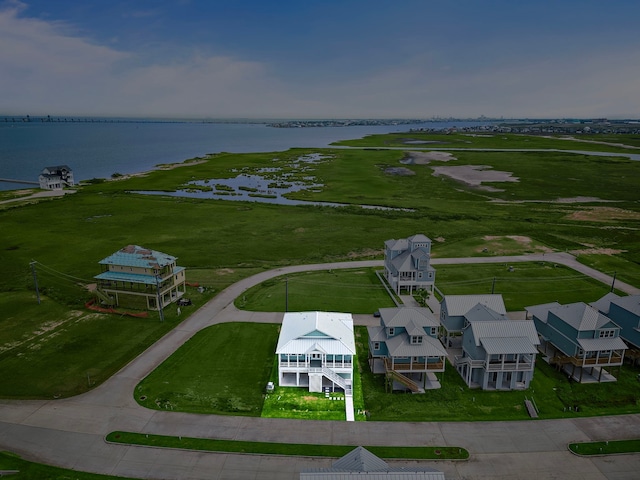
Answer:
[0,120,483,191]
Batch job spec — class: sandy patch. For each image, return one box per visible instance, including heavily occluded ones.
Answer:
[566,207,640,222]
[480,235,554,254]
[432,165,519,189]
[434,237,445,242]
[402,151,457,164]
[348,248,383,258]
[216,268,235,275]
[569,248,626,255]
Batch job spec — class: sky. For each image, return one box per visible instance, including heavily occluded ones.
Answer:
[1,0,639,119]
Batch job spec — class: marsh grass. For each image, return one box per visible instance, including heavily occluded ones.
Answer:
[1,135,639,400]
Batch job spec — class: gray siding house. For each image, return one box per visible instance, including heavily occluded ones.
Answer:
[455,303,539,390]
[368,307,447,392]
[384,234,436,294]
[526,301,626,383]
[439,294,506,346]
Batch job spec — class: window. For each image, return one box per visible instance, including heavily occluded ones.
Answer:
[388,327,395,336]
[411,336,423,345]
[430,327,437,336]
[599,329,615,338]
[373,342,380,351]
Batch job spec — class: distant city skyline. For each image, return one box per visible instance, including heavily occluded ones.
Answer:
[1,0,639,119]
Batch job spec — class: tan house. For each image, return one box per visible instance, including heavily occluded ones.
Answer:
[94,245,186,310]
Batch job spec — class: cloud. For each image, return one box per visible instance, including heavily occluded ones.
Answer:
[0,0,639,119]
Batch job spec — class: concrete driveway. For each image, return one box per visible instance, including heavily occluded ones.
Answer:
[1,253,639,479]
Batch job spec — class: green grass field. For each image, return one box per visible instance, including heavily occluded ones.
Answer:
[1,132,639,399]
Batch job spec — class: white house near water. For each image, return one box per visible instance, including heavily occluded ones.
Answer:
[276,311,355,394]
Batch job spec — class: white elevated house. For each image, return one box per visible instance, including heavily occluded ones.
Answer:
[276,311,355,394]
[39,165,74,190]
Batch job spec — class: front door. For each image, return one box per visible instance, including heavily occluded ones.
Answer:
[310,352,322,367]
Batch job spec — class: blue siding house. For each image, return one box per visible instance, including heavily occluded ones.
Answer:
[526,301,626,383]
[439,294,506,346]
[368,307,446,392]
[591,293,640,364]
[455,303,539,390]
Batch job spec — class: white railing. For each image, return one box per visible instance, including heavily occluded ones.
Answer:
[309,367,352,396]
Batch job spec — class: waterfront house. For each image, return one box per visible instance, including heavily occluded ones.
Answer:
[276,311,355,394]
[526,301,626,382]
[439,294,506,346]
[383,234,436,294]
[38,165,74,190]
[94,245,186,310]
[455,303,539,390]
[368,307,447,392]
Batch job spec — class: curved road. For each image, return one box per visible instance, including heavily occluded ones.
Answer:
[1,253,639,479]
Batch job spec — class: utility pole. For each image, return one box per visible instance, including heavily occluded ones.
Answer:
[30,261,41,304]
[155,275,165,322]
[491,277,496,294]
[610,271,617,292]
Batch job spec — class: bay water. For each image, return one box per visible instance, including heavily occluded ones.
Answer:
[0,120,482,191]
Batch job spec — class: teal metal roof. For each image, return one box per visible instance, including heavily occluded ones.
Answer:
[98,245,176,269]
[94,271,158,285]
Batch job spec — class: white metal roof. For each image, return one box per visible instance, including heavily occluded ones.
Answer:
[612,295,640,317]
[442,294,506,316]
[276,311,355,355]
[550,303,615,331]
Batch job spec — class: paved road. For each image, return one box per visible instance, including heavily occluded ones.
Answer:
[1,253,639,479]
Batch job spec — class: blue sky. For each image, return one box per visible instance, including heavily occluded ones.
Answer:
[1,0,639,119]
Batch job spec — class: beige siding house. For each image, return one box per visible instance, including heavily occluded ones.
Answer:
[94,245,186,310]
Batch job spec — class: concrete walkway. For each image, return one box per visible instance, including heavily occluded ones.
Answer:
[1,254,640,479]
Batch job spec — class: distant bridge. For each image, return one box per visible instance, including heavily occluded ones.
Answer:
[0,178,39,186]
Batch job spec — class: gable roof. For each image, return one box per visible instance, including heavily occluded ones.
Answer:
[464,303,509,323]
[525,302,561,323]
[300,446,446,479]
[549,303,617,331]
[469,320,539,348]
[590,292,621,315]
[386,333,447,357]
[408,233,431,243]
[385,238,408,251]
[379,307,439,329]
[442,294,506,317]
[611,295,640,317]
[98,245,177,269]
[276,311,355,355]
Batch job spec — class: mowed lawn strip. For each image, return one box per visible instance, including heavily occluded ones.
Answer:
[105,431,469,460]
[569,439,640,456]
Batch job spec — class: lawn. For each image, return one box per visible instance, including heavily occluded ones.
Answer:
[236,268,396,313]
[135,322,278,415]
[106,432,469,460]
[436,261,616,310]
